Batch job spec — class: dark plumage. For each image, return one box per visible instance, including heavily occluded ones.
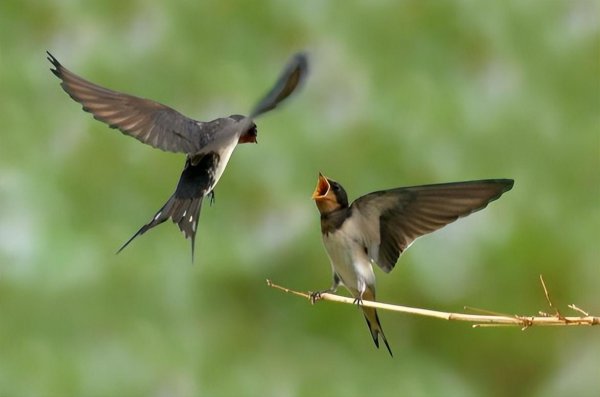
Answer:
[312,173,514,355]
[48,51,308,260]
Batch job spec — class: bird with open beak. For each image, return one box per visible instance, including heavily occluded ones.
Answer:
[48,51,308,260]
[311,173,514,356]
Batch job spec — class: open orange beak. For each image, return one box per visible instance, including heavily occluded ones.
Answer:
[312,172,331,200]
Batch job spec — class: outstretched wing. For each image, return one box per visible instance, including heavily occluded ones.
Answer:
[47,51,212,154]
[249,52,309,118]
[351,179,514,273]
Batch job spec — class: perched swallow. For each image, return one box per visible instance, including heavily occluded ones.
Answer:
[47,51,308,259]
[311,173,514,356]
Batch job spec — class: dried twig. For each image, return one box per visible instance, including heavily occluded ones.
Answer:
[266,277,599,328]
[568,304,589,317]
[539,274,564,320]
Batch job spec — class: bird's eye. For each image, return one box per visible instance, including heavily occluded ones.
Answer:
[332,183,339,191]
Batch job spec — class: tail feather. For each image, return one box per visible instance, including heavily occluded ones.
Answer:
[116,194,204,258]
[116,155,217,260]
[363,306,393,357]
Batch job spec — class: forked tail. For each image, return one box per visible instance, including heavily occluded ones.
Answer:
[117,193,203,259]
[117,156,216,261]
[362,305,393,357]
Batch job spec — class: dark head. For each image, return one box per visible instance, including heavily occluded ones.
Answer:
[312,173,349,214]
[229,114,257,144]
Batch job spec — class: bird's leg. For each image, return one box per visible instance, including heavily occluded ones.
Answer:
[352,297,364,307]
[309,274,341,304]
[309,287,336,304]
[353,287,366,307]
[208,190,215,206]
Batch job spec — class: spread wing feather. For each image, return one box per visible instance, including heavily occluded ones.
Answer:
[249,52,309,118]
[47,51,215,154]
[351,179,514,272]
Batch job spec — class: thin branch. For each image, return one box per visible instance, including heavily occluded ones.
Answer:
[540,274,553,310]
[539,274,564,320]
[568,304,589,317]
[266,278,599,328]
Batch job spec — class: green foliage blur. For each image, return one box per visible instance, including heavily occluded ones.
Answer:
[1,1,598,396]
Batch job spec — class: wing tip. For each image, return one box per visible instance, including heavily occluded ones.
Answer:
[486,178,514,201]
[290,51,309,89]
[46,50,61,74]
[291,51,309,73]
[500,179,515,192]
[46,50,57,63]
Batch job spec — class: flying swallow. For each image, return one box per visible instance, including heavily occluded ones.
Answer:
[47,51,308,259]
[311,173,514,356]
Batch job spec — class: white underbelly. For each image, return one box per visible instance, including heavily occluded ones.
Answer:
[209,141,237,191]
[323,231,375,297]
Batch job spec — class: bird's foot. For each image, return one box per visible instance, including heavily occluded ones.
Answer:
[309,289,332,304]
[208,191,215,206]
[309,291,323,304]
[353,297,364,307]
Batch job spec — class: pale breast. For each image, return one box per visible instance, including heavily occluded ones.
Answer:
[322,218,376,297]
[209,140,237,192]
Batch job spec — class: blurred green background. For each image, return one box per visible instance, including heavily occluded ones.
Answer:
[1,1,598,396]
